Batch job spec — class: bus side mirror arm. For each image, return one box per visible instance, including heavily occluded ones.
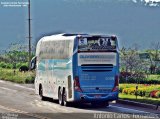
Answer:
[30,56,37,70]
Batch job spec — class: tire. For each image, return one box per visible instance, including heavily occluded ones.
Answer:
[58,88,64,106]
[62,89,69,106]
[39,86,46,101]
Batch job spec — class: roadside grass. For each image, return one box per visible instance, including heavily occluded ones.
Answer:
[119,93,160,105]
[0,68,35,83]
[147,74,160,80]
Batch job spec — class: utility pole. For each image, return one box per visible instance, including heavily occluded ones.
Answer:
[28,0,32,70]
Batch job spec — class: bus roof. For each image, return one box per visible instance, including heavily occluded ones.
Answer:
[39,33,116,42]
[41,34,76,42]
[36,33,118,57]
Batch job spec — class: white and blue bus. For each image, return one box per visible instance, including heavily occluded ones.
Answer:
[32,33,119,106]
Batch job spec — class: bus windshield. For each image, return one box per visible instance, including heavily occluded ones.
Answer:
[78,37,116,51]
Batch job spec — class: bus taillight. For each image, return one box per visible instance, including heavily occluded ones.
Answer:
[112,75,119,92]
[74,76,82,92]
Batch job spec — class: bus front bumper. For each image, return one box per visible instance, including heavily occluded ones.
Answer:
[74,92,118,102]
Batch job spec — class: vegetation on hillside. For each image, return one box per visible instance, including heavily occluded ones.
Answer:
[120,43,160,84]
[0,43,35,83]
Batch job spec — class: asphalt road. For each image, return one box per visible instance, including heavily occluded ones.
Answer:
[0,80,159,119]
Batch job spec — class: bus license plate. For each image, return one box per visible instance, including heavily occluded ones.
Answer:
[94,95,101,98]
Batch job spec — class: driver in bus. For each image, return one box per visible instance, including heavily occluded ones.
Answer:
[107,39,111,46]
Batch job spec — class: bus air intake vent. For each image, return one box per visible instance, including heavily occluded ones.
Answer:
[81,64,113,72]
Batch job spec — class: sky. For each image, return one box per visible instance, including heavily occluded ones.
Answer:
[0,0,160,51]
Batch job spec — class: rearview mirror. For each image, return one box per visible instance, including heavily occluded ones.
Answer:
[30,56,36,70]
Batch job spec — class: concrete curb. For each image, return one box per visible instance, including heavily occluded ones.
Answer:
[117,99,160,111]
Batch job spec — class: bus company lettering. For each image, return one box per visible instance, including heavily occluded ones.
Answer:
[80,55,114,59]
[78,53,116,66]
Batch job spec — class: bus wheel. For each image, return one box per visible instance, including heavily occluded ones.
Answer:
[58,88,64,106]
[39,86,46,101]
[62,89,68,106]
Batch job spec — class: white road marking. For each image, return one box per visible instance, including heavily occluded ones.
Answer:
[0,80,34,91]
[14,84,34,91]
[0,80,6,83]
[0,87,17,92]
[0,104,51,119]
[0,80,159,115]
[38,100,73,113]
